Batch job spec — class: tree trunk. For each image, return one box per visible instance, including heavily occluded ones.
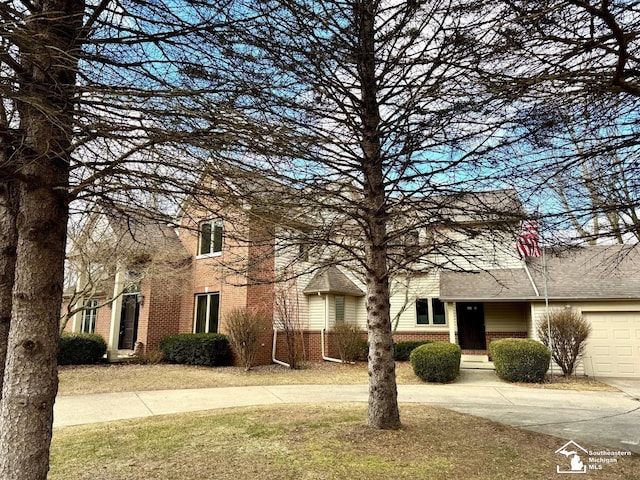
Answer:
[0,179,18,397]
[0,1,82,478]
[356,0,401,430]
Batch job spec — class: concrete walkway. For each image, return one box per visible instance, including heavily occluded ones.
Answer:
[53,370,640,454]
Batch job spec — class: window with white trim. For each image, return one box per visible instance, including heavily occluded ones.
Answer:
[416,297,446,325]
[198,219,223,256]
[194,293,220,333]
[81,298,98,333]
[335,295,345,323]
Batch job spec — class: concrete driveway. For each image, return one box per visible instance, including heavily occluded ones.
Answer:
[53,369,640,454]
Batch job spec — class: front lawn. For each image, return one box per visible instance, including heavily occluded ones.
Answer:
[50,403,639,480]
[57,361,616,395]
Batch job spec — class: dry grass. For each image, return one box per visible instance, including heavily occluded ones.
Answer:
[50,403,640,480]
[515,374,619,392]
[58,361,616,396]
[57,361,424,395]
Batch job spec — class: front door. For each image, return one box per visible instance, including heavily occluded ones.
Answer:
[456,302,486,350]
[118,294,140,349]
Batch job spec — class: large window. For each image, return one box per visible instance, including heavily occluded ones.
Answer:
[416,298,446,325]
[198,219,223,256]
[81,298,98,333]
[194,293,220,333]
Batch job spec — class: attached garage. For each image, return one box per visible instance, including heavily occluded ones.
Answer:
[582,311,640,378]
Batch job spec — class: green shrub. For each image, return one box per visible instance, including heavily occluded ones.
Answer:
[537,309,591,377]
[393,340,432,361]
[58,333,107,365]
[410,342,461,383]
[490,338,550,383]
[332,323,367,363]
[159,333,230,366]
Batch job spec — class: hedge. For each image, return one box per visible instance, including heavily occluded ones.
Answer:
[393,340,432,361]
[58,333,107,365]
[159,333,230,366]
[490,338,550,383]
[410,342,461,383]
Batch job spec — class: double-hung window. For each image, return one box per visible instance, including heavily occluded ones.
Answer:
[198,219,223,256]
[81,298,98,333]
[194,293,220,333]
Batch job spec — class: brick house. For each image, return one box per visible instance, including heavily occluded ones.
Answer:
[65,188,640,377]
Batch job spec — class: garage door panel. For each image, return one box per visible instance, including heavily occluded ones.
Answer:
[614,329,631,340]
[583,312,640,378]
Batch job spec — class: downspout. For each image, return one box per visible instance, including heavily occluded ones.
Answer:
[272,327,290,367]
[322,293,343,363]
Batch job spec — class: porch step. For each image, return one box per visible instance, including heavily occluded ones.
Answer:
[460,354,495,370]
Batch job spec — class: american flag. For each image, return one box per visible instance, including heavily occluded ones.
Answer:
[516,220,541,258]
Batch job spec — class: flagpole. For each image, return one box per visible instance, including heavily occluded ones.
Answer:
[539,207,553,380]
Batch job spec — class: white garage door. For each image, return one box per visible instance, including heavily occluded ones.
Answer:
[582,312,640,378]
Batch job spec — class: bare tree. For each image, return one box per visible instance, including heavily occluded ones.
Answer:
[204,0,526,429]
[487,1,640,241]
[273,281,305,369]
[0,2,256,477]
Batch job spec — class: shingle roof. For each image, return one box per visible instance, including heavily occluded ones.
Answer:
[108,212,190,262]
[440,245,640,301]
[303,266,365,296]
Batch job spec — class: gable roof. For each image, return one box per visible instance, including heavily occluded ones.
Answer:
[303,266,365,296]
[440,245,640,301]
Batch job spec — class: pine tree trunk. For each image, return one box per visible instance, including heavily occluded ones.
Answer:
[0,1,82,478]
[356,0,401,430]
[0,180,18,397]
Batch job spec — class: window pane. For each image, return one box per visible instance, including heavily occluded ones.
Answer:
[195,295,208,333]
[208,294,220,333]
[81,299,97,333]
[432,298,446,325]
[199,222,212,255]
[335,295,345,323]
[416,299,429,324]
[212,222,223,253]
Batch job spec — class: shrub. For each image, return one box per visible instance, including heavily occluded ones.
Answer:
[490,338,550,383]
[393,340,432,361]
[410,342,461,383]
[58,333,107,365]
[159,333,230,366]
[332,323,366,363]
[537,309,591,377]
[225,308,267,371]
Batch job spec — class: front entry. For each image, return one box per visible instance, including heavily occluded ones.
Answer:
[118,294,140,349]
[456,302,486,350]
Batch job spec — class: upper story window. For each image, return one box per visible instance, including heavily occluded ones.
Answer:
[198,219,223,256]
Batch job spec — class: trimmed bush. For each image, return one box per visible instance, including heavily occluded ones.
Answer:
[410,342,461,383]
[393,340,432,361]
[490,338,550,383]
[58,333,107,365]
[159,333,230,366]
